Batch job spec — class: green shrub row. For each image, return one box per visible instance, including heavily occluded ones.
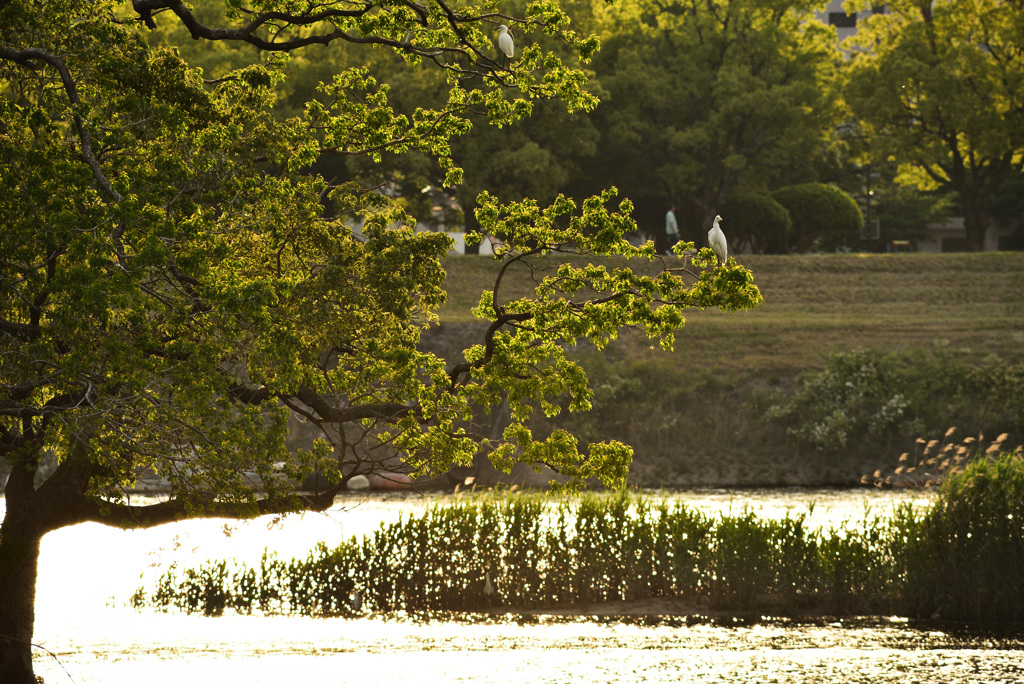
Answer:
[765,350,1024,455]
[525,349,1023,487]
[135,454,1024,622]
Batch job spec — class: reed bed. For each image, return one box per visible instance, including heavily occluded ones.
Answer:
[890,452,1024,621]
[136,453,1024,622]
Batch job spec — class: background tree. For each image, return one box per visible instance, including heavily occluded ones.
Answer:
[868,181,952,249]
[843,0,1024,251]
[990,169,1024,250]
[452,101,600,243]
[0,1,761,681]
[772,183,863,253]
[450,0,603,244]
[830,128,953,251]
[720,191,792,254]
[580,0,841,244]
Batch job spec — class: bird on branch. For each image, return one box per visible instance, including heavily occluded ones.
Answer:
[497,24,514,66]
[708,214,728,267]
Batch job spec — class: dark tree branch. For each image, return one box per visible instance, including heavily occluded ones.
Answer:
[0,387,96,419]
[295,387,410,423]
[0,47,123,204]
[28,249,61,327]
[445,310,532,390]
[226,381,412,425]
[0,318,41,343]
[71,488,340,529]
[153,0,427,54]
[135,0,519,87]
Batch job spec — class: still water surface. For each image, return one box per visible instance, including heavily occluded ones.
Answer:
[7,488,1022,683]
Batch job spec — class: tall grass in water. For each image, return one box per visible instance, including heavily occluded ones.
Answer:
[134,456,1024,622]
[138,490,909,618]
[891,452,1024,621]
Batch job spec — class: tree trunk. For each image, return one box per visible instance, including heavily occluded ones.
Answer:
[962,205,990,252]
[0,503,45,684]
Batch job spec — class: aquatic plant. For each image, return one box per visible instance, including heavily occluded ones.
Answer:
[136,463,1024,623]
[138,491,901,618]
[864,428,1021,488]
[891,452,1024,621]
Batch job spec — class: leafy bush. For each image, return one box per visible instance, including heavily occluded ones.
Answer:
[772,183,862,252]
[765,350,1024,456]
[764,350,924,452]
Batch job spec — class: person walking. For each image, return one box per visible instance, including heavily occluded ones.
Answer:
[665,203,679,255]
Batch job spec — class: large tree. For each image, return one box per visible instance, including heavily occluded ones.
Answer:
[843,0,1024,251]
[0,0,761,680]
[580,0,841,243]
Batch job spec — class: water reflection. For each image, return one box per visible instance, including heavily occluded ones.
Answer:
[6,488,1021,683]
[32,611,1024,683]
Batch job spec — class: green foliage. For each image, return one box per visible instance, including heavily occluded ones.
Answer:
[891,453,1024,620]
[720,191,793,255]
[828,134,954,250]
[843,0,1024,251]
[868,182,952,247]
[0,0,763,519]
[771,183,863,253]
[580,0,841,236]
[765,350,922,453]
[765,350,1024,456]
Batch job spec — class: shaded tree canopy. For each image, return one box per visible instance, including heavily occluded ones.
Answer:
[0,1,761,680]
[580,0,841,241]
[843,0,1024,251]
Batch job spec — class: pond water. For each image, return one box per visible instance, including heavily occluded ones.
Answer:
[6,488,1023,683]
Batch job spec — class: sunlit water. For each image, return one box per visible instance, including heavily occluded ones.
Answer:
[5,488,1022,683]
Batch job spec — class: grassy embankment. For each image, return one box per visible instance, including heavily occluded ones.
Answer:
[431,252,1024,487]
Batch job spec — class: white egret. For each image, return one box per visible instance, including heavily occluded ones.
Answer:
[497,25,514,62]
[708,214,728,266]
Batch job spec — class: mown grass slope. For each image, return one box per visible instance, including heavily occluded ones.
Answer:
[434,252,1024,487]
[439,252,1024,371]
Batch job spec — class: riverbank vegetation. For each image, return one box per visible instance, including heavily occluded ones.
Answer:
[429,252,1024,488]
[2,2,766,680]
[136,451,1024,623]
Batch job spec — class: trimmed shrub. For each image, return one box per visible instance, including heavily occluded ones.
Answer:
[772,183,862,253]
[720,191,792,255]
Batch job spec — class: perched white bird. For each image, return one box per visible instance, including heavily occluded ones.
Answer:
[497,25,514,61]
[708,214,728,266]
